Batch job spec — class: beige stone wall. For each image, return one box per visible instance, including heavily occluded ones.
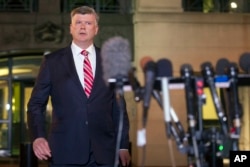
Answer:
[132,0,250,166]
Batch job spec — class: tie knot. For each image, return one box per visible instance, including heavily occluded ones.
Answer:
[81,50,89,57]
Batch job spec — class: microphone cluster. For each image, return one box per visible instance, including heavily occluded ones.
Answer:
[100,36,249,167]
[137,55,247,167]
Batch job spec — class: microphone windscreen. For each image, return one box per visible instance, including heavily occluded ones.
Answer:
[215,58,230,75]
[239,52,250,73]
[156,58,173,77]
[201,61,212,70]
[101,36,132,83]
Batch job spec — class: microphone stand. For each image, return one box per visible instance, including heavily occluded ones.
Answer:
[201,62,229,167]
[227,63,242,152]
[161,77,172,138]
[181,65,201,167]
[193,77,208,167]
[151,88,187,153]
[114,76,126,167]
[201,62,229,136]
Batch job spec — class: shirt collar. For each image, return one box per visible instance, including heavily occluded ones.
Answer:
[71,42,95,56]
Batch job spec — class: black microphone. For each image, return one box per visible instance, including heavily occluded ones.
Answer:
[128,67,143,102]
[239,52,250,73]
[201,62,228,136]
[140,56,156,128]
[215,58,230,111]
[215,58,230,75]
[215,57,230,81]
[215,58,232,135]
[180,64,202,167]
[226,62,242,151]
[180,64,197,136]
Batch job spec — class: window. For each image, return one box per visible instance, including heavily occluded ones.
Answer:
[61,0,132,14]
[183,0,250,13]
[0,0,38,12]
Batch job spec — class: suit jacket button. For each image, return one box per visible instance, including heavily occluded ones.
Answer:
[85,121,88,125]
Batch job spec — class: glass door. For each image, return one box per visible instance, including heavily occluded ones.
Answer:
[11,81,35,156]
[0,79,12,157]
[0,51,50,157]
[10,80,53,156]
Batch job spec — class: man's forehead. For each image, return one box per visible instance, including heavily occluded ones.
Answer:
[73,13,94,19]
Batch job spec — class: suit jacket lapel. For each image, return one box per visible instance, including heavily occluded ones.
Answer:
[60,45,103,100]
[61,46,86,97]
[89,47,103,99]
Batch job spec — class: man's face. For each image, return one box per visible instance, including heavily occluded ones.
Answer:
[70,13,98,45]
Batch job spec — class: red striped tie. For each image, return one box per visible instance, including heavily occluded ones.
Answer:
[81,50,93,97]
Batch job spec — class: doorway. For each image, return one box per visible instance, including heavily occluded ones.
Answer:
[11,80,35,156]
[0,50,51,157]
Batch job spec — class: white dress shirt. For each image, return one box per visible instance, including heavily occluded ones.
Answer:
[71,42,96,88]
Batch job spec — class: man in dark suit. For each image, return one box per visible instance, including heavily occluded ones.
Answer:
[27,6,131,167]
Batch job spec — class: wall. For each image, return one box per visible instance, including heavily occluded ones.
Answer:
[0,0,133,53]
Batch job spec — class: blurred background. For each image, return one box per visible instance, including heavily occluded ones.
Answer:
[0,0,250,166]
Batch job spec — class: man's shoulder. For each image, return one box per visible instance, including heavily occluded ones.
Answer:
[45,46,71,58]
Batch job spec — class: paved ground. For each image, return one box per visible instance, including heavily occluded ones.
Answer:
[0,157,230,167]
[0,156,47,167]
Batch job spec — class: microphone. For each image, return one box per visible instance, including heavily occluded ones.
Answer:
[100,36,131,167]
[226,62,242,151]
[215,58,231,132]
[156,58,172,138]
[140,56,157,128]
[239,52,250,73]
[156,58,187,154]
[101,36,132,86]
[137,56,156,147]
[180,64,201,167]
[180,64,196,135]
[155,59,186,167]
[215,58,230,82]
[215,58,230,75]
[201,62,228,136]
[128,67,143,102]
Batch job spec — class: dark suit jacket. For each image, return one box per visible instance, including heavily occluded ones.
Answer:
[27,45,130,165]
